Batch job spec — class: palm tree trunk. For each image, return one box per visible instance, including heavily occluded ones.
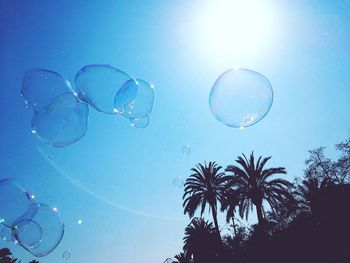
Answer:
[211,206,221,242]
[256,203,264,226]
[232,217,237,236]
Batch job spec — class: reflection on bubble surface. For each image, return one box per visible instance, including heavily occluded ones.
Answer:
[31,93,89,147]
[209,68,273,128]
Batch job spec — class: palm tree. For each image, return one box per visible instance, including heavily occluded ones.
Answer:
[183,218,219,263]
[226,152,292,226]
[294,176,335,217]
[183,161,231,238]
[173,252,192,263]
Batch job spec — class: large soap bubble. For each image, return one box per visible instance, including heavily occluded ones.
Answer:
[114,79,155,118]
[14,203,65,257]
[209,68,273,128]
[21,69,74,112]
[0,178,35,228]
[31,92,89,147]
[74,64,136,114]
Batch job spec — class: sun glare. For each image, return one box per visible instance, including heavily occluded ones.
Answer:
[196,0,275,58]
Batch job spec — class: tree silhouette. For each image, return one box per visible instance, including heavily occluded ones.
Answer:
[226,152,292,226]
[183,218,219,263]
[0,248,39,263]
[173,252,192,263]
[169,139,350,263]
[183,161,231,239]
[294,176,335,218]
[336,138,350,183]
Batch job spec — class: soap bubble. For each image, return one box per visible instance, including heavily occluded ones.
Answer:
[77,219,83,225]
[74,64,135,114]
[209,68,273,128]
[114,79,154,118]
[62,250,71,260]
[21,69,74,112]
[172,177,184,188]
[0,178,35,228]
[14,219,42,249]
[130,114,150,128]
[181,145,191,155]
[31,93,89,147]
[15,203,64,257]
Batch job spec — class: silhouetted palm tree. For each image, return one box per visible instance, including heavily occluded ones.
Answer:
[183,218,219,263]
[294,176,335,217]
[226,152,292,226]
[173,252,192,263]
[183,161,231,238]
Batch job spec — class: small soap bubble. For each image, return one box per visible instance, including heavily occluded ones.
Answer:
[74,64,135,114]
[172,177,184,188]
[14,219,42,249]
[21,69,74,112]
[77,219,82,225]
[130,114,150,129]
[31,93,89,147]
[209,68,273,128]
[114,79,155,119]
[181,145,191,155]
[62,250,71,260]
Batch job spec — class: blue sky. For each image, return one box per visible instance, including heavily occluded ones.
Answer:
[1,0,350,262]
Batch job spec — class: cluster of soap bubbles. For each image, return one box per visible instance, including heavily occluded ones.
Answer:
[209,68,273,128]
[0,178,64,257]
[21,65,155,147]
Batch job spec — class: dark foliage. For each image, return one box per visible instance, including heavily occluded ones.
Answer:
[0,248,38,263]
[171,137,350,263]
